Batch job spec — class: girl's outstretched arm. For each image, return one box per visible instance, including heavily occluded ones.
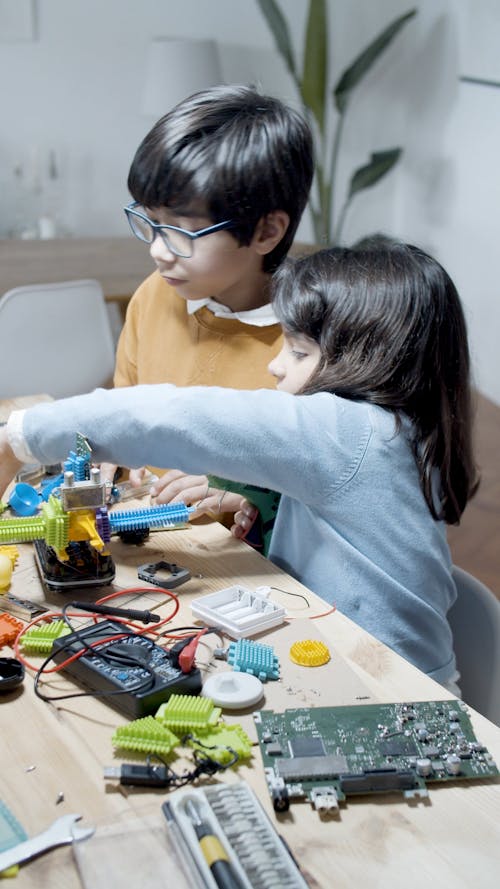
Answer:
[11,383,362,509]
[0,427,23,499]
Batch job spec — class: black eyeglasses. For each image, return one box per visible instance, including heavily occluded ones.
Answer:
[124,202,234,258]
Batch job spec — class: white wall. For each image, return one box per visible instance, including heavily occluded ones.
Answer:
[1,0,499,403]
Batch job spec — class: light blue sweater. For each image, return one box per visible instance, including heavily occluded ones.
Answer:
[22,384,457,683]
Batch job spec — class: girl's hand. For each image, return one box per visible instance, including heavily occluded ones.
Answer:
[0,427,23,499]
[99,461,118,488]
[230,498,259,540]
[150,469,247,519]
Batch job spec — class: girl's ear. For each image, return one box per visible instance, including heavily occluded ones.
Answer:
[251,211,290,256]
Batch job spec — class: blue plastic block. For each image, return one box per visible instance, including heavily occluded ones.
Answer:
[64,450,89,481]
[108,503,193,532]
[226,638,280,682]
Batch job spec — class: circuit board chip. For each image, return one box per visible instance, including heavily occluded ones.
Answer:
[289,736,326,758]
[379,738,419,756]
[277,754,349,781]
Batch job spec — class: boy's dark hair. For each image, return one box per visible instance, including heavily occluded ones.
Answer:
[272,237,479,524]
[127,84,314,271]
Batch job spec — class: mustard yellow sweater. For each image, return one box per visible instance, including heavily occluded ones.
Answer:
[114,271,283,546]
[114,270,283,389]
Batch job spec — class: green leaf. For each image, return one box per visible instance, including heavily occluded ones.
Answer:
[334,9,417,113]
[256,0,297,78]
[301,0,327,134]
[347,149,402,199]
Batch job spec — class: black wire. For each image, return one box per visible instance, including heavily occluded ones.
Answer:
[144,748,236,789]
[33,606,158,703]
[270,585,311,607]
[32,614,223,704]
[155,625,225,647]
[182,734,240,770]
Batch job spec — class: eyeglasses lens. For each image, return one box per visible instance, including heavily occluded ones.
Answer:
[128,211,153,243]
[161,228,192,258]
[129,209,193,257]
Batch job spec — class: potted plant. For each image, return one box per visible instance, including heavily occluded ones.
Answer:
[257,0,417,244]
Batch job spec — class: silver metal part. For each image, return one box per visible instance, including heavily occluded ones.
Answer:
[310,786,339,814]
[60,479,107,511]
[416,758,432,777]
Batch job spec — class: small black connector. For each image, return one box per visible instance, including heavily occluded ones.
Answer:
[104,763,170,787]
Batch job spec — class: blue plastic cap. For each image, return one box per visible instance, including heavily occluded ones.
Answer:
[8,482,41,516]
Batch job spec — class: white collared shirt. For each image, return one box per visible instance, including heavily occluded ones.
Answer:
[187,298,277,327]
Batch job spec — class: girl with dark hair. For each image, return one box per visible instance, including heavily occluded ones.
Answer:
[0,241,477,690]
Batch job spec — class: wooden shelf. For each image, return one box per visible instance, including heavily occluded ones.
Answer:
[0,237,153,303]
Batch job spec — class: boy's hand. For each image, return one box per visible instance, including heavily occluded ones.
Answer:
[0,426,23,499]
[230,499,259,540]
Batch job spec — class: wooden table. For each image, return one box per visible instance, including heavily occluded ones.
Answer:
[1,514,499,889]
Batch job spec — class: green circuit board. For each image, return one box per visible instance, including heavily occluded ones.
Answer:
[254,700,499,814]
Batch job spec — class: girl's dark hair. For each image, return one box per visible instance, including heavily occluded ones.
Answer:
[127,84,314,272]
[272,238,479,524]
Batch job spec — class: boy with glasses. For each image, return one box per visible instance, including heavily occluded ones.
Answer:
[102,84,313,542]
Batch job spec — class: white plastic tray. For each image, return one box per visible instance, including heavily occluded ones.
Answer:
[190,585,286,638]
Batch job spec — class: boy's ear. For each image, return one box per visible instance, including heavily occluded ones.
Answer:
[251,211,290,256]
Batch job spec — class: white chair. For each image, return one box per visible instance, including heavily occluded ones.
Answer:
[0,279,116,399]
[449,565,500,727]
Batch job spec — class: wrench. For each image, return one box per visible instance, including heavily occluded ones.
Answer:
[0,813,94,872]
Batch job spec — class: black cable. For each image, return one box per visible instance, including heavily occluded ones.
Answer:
[33,605,158,703]
[69,600,161,624]
[270,585,311,607]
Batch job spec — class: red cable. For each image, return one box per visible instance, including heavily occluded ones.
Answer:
[14,585,180,674]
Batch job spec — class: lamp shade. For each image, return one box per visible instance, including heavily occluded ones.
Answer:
[142,37,223,117]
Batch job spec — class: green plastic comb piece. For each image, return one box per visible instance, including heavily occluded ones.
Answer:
[0,516,46,543]
[42,497,69,550]
[155,694,222,734]
[20,620,71,654]
[185,724,253,765]
[112,716,179,756]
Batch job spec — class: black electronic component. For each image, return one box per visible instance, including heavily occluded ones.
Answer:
[116,528,150,545]
[137,561,191,589]
[51,620,201,717]
[0,657,25,692]
[255,701,500,815]
[271,783,290,813]
[289,736,326,758]
[33,538,115,592]
[104,763,170,787]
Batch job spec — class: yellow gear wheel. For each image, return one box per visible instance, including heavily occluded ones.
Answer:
[289,639,330,666]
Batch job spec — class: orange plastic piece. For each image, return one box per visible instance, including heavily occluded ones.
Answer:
[289,639,330,667]
[0,613,24,648]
